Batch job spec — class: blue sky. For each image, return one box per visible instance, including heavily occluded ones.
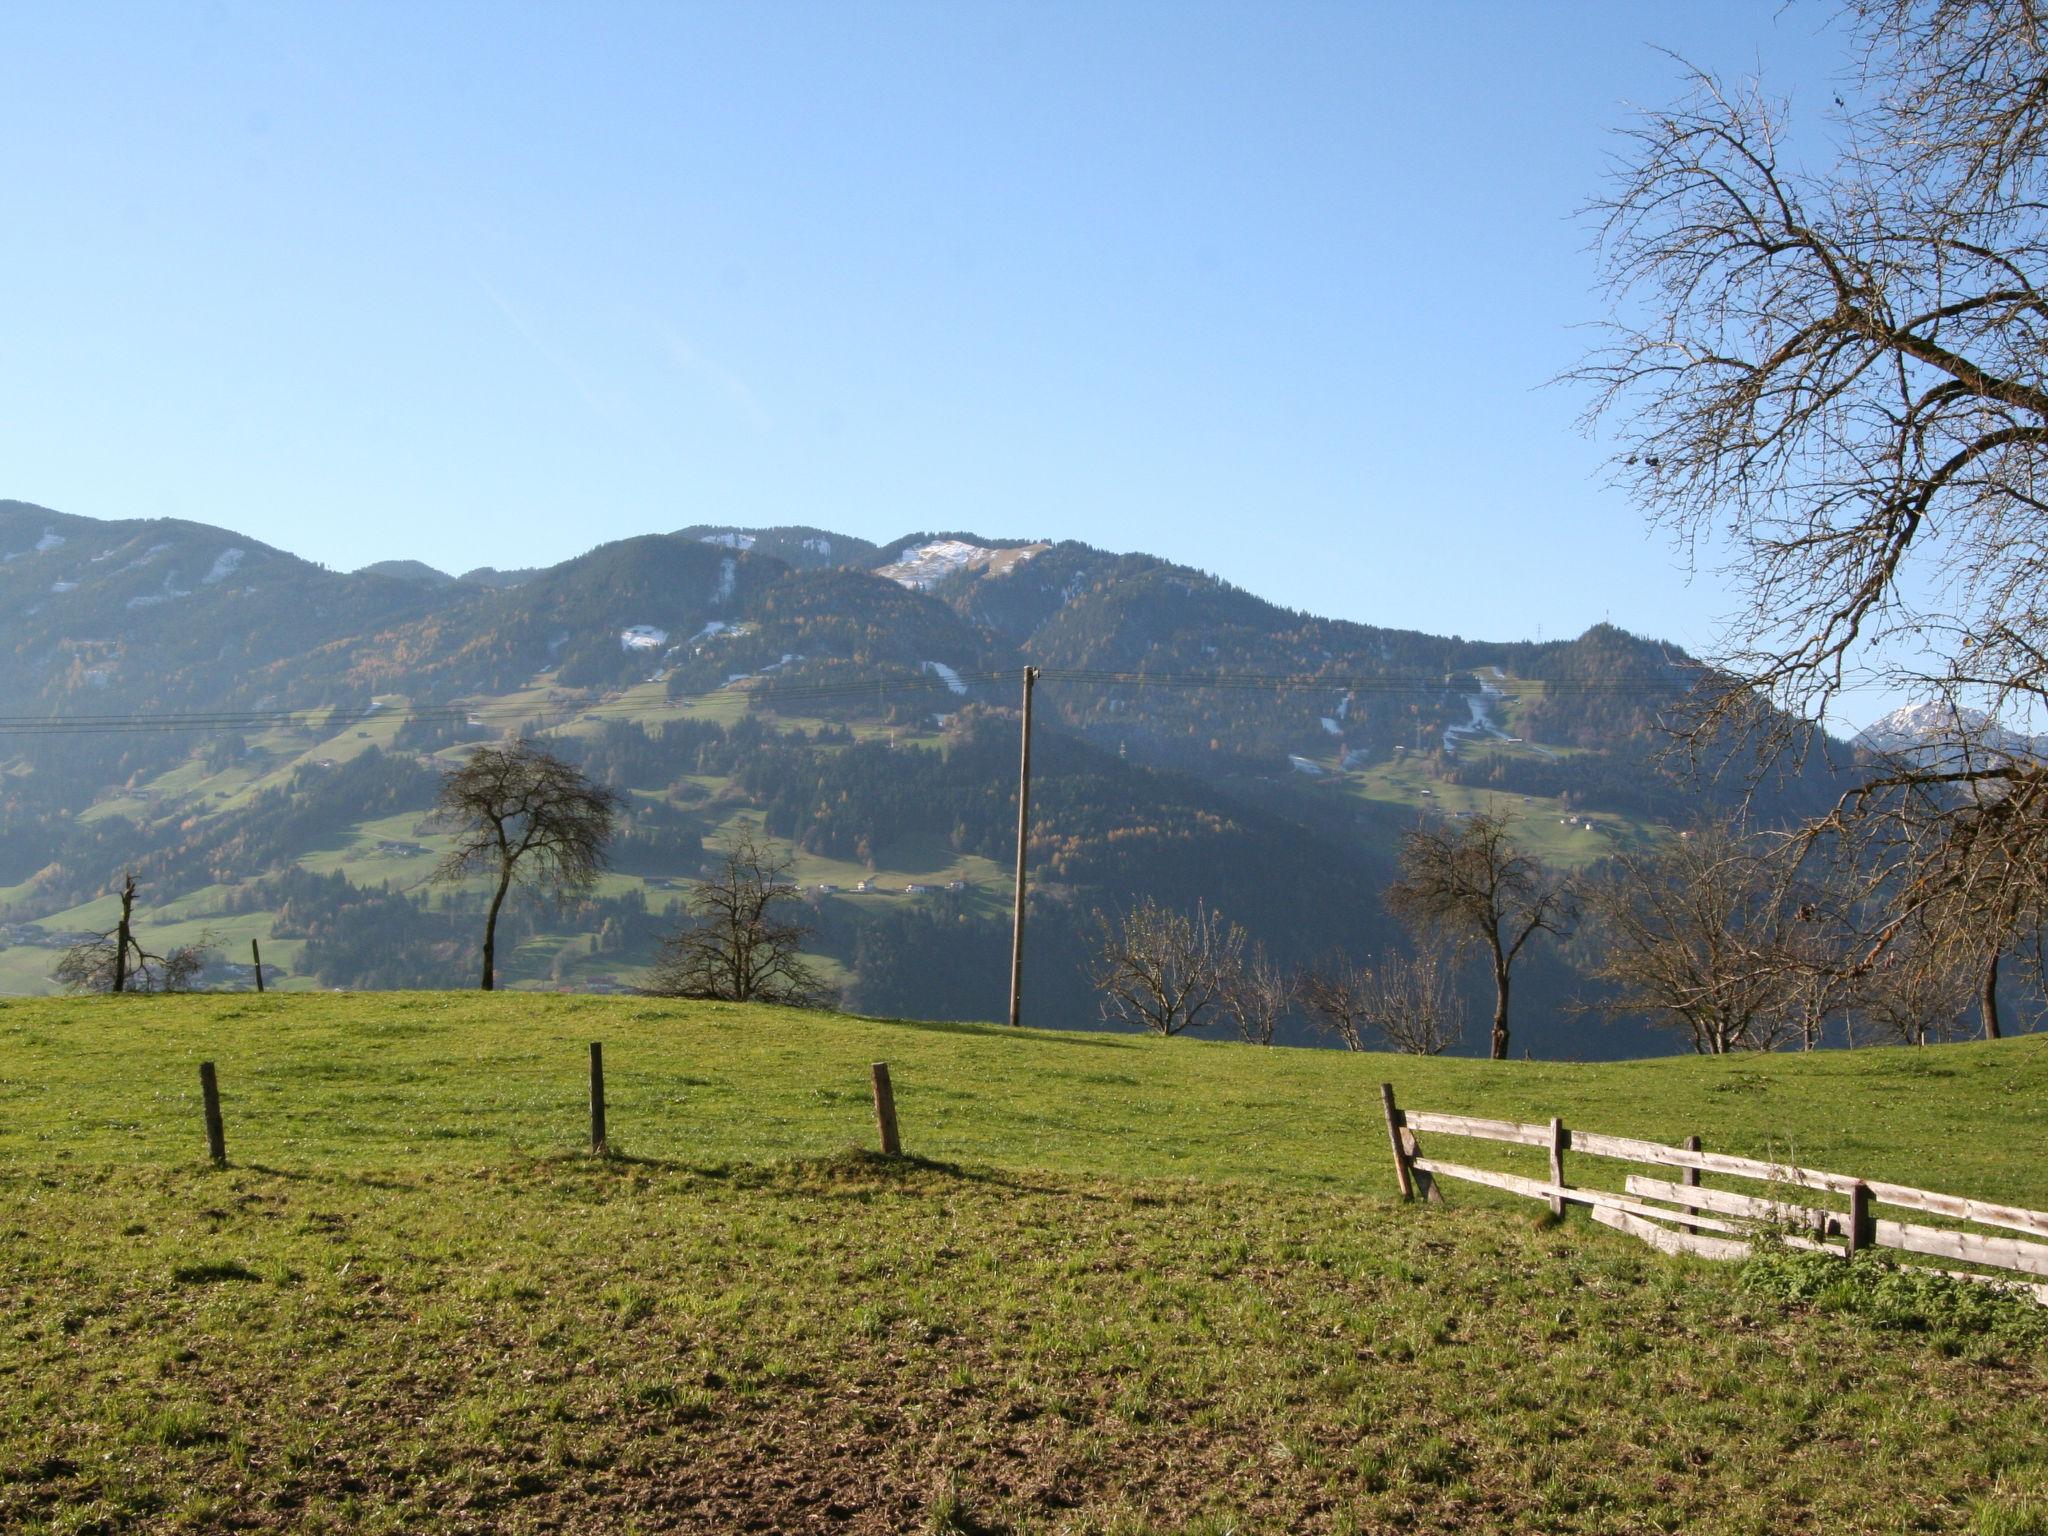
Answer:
[0,3,1849,667]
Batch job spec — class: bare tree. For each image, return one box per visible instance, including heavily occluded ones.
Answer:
[1582,824,1843,1054]
[1089,898,1245,1036]
[55,873,212,994]
[646,828,831,1006]
[1301,945,1465,1055]
[430,739,618,991]
[1299,952,1374,1051]
[1573,0,2048,981]
[1223,940,1294,1045]
[1386,812,1573,1059]
[1857,917,1980,1045]
[1361,945,1468,1056]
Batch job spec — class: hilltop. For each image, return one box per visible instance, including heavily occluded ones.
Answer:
[0,502,1860,1045]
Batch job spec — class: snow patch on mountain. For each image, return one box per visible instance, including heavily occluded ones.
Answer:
[714,557,737,604]
[876,538,1046,590]
[50,581,76,594]
[700,532,755,550]
[202,549,245,585]
[620,624,669,653]
[1320,716,1342,737]
[35,530,65,553]
[1442,673,1511,754]
[803,536,832,557]
[923,661,967,696]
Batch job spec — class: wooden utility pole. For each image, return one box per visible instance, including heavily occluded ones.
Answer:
[250,939,265,994]
[1007,666,1039,1028]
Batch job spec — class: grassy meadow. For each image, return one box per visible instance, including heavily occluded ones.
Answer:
[1,995,2044,1533]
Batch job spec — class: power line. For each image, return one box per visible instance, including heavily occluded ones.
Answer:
[0,661,1716,736]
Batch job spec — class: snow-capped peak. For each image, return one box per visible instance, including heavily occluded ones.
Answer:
[1855,700,2042,762]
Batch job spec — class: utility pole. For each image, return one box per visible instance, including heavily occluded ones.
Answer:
[1008,666,1039,1027]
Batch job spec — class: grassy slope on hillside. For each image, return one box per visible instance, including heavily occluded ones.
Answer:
[1,998,2044,1535]
[3,995,2041,1201]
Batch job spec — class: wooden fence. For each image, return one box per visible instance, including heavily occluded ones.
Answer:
[192,1047,914,1164]
[1378,1083,2048,1305]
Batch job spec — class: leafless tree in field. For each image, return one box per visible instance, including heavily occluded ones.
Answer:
[55,872,213,994]
[1386,812,1573,1059]
[1582,824,1861,1053]
[430,739,618,990]
[1302,946,1465,1055]
[1856,914,1981,1044]
[1223,939,1294,1045]
[1089,898,1246,1036]
[1299,952,1374,1051]
[1572,0,2048,993]
[646,827,831,1006]
[1361,945,1468,1056]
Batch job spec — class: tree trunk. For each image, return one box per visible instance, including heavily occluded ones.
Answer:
[1983,949,2002,1041]
[1490,956,1511,1061]
[112,874,135,994]
[481,867,513,991]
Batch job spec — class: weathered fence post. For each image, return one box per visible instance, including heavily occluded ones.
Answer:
[1547,1116,1569,1217]
[1379,1083,1415,1201]
[1848,1181,1874,1257]
[871,1062,901,1155]
[1681,1135,1702,1236]
[198,1061,226,1167]
[250,939,265,994]
[589,1042,607,1155]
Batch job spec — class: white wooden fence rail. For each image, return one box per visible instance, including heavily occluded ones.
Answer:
[1378,1085,2048,1305]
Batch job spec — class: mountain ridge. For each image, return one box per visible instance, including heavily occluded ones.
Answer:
[0,500,1847,1050]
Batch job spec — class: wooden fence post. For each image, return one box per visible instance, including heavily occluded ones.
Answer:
[1379,1083,1415,1201]
[589,1042,607,1155]
[198,1061,226,1167]
[871,1063,900,1156]
[250,939,265,994]
[1848,1181,1874,1257]
[1681,1135,1702,1236]
[1547,1117,1568,1217]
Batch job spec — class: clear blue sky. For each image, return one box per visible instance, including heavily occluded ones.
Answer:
[0,2,1848,659]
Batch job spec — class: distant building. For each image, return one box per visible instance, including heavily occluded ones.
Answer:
[905,883,936,895]
[946,879,967,891]
[853,879,877,893]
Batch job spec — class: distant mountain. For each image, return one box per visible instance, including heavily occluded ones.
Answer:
[357,559,454,588]
[0,503,1855,1052]
[672,525,879,571]
[454,566,541,590]
[1854,700,2044,767]
[0,500,448,717]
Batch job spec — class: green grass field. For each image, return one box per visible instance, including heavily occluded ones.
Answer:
[2,998,2044,1533]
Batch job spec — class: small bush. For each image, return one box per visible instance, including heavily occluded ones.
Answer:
[1741,1243,2048,1353]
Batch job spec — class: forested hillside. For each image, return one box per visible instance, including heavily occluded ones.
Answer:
[0,503,1859,1052]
